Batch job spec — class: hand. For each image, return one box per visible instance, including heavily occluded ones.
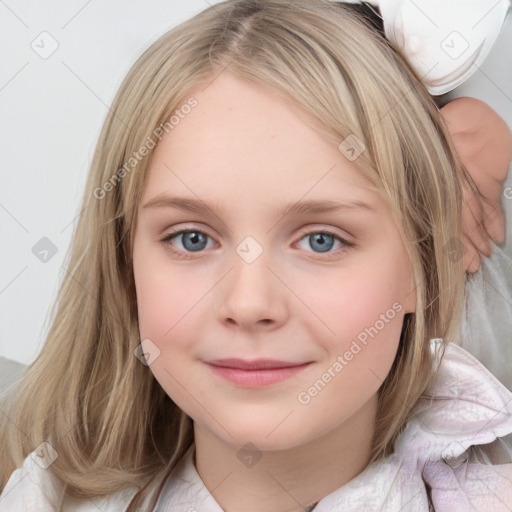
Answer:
[440,97,511,273]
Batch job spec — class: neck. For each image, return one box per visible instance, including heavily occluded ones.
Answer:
[193,394,377,512]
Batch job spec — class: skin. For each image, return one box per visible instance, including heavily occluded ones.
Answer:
[132,72,417,511]
[440,97,512,274]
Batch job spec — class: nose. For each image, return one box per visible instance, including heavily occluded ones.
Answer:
[217,247,288,331]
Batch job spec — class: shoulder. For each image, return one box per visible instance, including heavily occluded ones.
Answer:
[0,448,138,512]
[0,446,64,511]
[400,342,512,509]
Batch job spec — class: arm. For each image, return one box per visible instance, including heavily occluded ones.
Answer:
[440,97,512,273]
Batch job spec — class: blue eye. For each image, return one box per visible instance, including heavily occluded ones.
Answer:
[162,230,215,254]
[296,231,348,254]
[161,228,353,259]
[299,230,355,258]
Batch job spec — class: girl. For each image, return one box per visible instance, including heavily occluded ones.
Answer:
[1,1,511,510]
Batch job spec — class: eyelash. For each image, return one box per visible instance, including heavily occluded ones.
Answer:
[159,226,355,260]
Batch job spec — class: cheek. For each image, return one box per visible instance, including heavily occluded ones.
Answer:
[292,269,407,429]
[133,254,206,409]
[133,234,207,337]
[300,256,409,341]
[135,265,176,340]
[294,251,410,384]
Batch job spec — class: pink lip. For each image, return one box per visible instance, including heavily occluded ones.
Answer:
[205,359,312,387]
[207,358,309,370]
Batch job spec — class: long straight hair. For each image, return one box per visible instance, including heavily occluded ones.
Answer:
[0,0,468,508]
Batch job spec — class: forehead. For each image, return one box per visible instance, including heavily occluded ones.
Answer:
[140,72,383,214]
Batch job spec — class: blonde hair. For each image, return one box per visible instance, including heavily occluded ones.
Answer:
[0,0,468,508]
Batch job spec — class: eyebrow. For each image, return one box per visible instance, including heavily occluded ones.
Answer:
[142,194,375,216]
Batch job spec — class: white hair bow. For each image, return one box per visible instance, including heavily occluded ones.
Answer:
[348,0,510,95]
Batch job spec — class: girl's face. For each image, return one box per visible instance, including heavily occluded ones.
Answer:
[132,72,416,451]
